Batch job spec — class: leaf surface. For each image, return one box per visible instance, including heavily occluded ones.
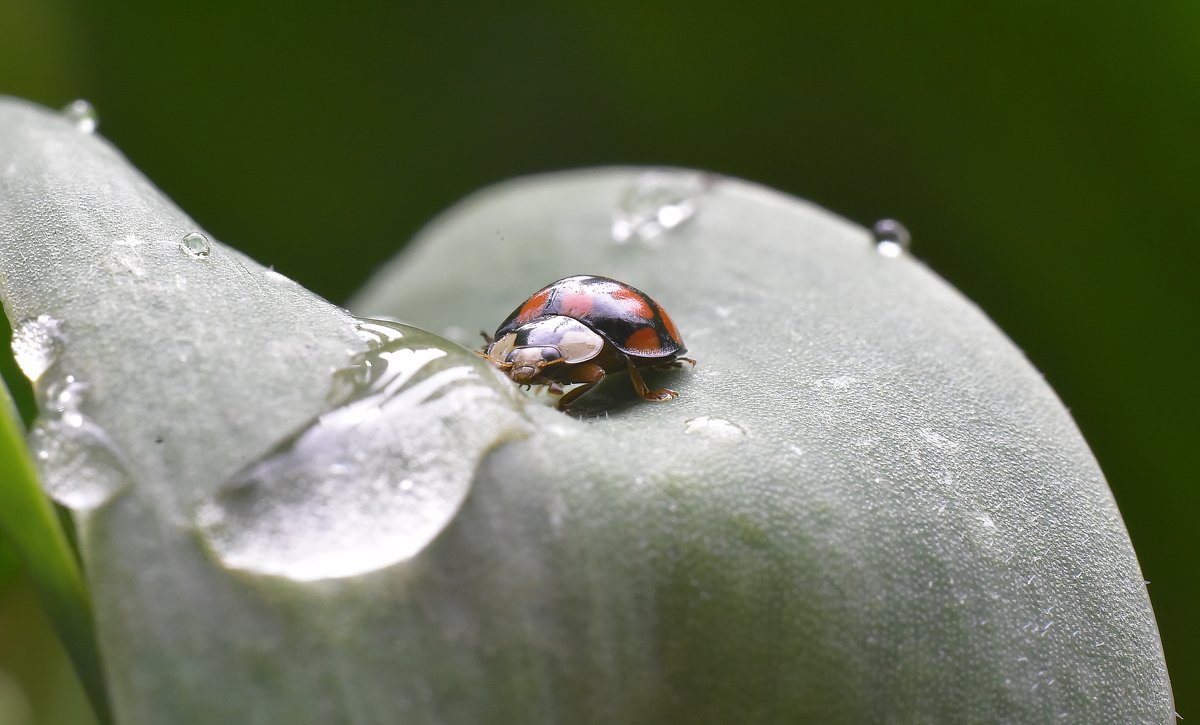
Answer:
[353,168,1174,722]
[0,96,1173,723]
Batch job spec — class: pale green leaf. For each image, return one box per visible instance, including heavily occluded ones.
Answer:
[352,168,1175,722]
[0,95,1173,724]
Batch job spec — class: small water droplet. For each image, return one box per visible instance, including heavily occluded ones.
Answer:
[180,232,211,259]
[873,218,911,258]
[611,171,708,244]
[683,416,746,440]
[28,375,132,511]
[61,100,98,134]
[198,318,529,581]
[11,315,65,383]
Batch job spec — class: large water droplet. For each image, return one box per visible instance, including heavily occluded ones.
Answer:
[180,232,211,259]
[683,416,746,440]
[611,171,708,244]
[29,376,132,511]
[11,315,65,383]
[198,318,530,581]
[873,218,911,258]
[61,100,98,134]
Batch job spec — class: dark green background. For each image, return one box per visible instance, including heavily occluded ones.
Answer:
[1,1,1194,720]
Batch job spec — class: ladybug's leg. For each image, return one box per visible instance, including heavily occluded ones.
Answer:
[625,357,679,402]
[654,356,697,371]
[555,363,606,411]
[479,329,494,346]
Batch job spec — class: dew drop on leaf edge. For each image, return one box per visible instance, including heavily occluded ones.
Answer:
[29,374,132,512]
[11,314,65,383]
[611,171,708,244]
[873,218,911,258]
[61,99,98,134]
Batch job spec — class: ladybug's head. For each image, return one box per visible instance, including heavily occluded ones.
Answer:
[507,346,562,383]
[481,331,564,384]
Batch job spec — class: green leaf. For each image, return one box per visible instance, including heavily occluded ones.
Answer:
[0,572,101,725]
[0,97,364,723]
[1,94,1173,724]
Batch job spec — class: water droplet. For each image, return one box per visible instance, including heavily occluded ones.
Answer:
[61,100,98,134]
[180,232,211,259]
[198,318,529,582]
[28,375,132,511]
[683,416,746,440]
[873,218,911,258]
[611,171,708,244]
[11,315,65,383]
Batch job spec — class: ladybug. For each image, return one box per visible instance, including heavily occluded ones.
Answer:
[481,275,694,410]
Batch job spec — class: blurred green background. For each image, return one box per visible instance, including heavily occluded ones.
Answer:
[1,1,1194,722]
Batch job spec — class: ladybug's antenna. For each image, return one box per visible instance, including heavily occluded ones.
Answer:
[475,350,510,368]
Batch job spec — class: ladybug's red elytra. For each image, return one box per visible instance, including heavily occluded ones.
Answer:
[480,275,694,410]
